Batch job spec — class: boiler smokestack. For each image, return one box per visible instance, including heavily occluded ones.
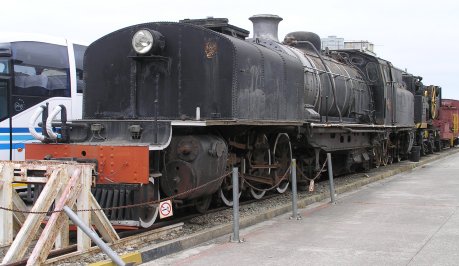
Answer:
[249,14,283,42]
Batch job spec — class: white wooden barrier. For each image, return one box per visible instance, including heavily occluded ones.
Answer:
[0,161,120,265]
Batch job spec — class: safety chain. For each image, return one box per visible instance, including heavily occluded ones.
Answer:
[241,165,292,192]
[0,171,232,215]
[295,158,328,181]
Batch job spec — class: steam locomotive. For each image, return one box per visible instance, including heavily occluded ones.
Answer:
[25,15,443,227]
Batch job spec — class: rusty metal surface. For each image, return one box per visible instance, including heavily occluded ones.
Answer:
[25,144,149,184]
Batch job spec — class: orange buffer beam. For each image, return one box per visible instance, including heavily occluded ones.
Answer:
[26,143,149,184]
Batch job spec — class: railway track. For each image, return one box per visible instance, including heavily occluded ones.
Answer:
[0,189,280,265]
[1,148,458,265]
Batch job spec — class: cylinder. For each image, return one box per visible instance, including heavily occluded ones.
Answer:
[161,135,228,199]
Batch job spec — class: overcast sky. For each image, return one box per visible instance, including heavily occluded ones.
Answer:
[2,0,458,99]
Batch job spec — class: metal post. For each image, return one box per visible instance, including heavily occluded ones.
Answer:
[327,153,336,203]
[231,167,241,242]
[290,159,301,220]
[63,206,126,266]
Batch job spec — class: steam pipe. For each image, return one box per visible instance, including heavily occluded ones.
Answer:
[46,106,62,139]
[59,104,70,143]
[29,106,46,141]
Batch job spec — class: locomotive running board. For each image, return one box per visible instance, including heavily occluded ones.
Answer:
[171,120,303,126]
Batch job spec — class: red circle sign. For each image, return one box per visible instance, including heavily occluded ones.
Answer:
[160,201,172,216]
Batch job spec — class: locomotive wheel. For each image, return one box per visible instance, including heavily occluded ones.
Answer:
[387,151,393,165]
[219,177,242,207]
[381,142,389,166]
[427,141,434,154]
[386,141,394,164]
[273,133,292,194]
[373,146,382,168]
[249,187,266,199]
[139,178,159,228]
[435,141,441,152]
[246,133,271,200]
[194,194,212,214]
[420,143,427,156]
[394,149,402,163]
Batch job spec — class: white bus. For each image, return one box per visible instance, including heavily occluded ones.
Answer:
[0,33,85,161]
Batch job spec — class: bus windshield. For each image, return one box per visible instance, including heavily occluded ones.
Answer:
[12,42,70,98]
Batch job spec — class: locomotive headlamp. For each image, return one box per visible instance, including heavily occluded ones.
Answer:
[132,29,165,55]
[132,29,154,54]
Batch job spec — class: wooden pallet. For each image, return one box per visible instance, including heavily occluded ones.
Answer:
[0,161,120,265]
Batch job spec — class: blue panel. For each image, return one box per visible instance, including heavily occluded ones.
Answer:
[0,127,42,133]
[0,135,35,141]
[0,143,25,150]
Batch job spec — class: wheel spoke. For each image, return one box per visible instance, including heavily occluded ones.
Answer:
[246,133,272,199]
[273,133,292,194]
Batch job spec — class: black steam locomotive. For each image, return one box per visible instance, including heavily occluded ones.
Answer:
[26,15,437,227]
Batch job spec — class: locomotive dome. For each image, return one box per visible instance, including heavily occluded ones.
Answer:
[284,31,322,51]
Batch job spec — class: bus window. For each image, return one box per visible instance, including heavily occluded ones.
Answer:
[12,42,70,97]
[0,59,9,75]
[0,80,7,121]
[73,44,86,93]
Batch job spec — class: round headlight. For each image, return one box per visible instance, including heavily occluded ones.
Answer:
[132,30,154,54]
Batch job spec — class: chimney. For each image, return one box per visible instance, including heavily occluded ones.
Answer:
[249,14,283,42]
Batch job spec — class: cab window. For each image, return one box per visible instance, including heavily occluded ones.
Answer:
[11,42,70,97]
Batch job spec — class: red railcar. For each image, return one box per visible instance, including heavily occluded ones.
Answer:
[433,99,459,148]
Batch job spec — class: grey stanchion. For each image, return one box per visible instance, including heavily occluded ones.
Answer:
[326,153,336,203]
[290,159,301,220]
[230,167,242,242]
[63,206,126,266]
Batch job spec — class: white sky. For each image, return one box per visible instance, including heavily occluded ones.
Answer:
[2,0,458,99]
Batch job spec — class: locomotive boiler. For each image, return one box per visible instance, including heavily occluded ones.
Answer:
[26,14,418,227]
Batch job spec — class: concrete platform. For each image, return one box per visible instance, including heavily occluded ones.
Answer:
[147,152,459,265]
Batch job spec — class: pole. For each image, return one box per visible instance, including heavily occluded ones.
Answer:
[290,159,301,220]
[63,206,125,266]
[231,167,241,242]
[327,153,336,203]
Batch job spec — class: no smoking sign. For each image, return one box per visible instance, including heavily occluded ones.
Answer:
[159,200,173,219]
